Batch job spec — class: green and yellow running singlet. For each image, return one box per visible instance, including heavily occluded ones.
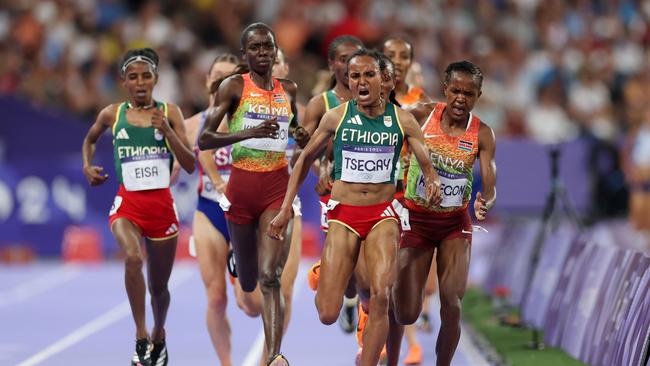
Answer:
[332,101,404,184]
[112,101,173,191]
[322,89,341,111]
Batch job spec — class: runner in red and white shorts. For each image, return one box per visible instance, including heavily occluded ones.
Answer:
[390,61,497,366]
[82,48,195,366]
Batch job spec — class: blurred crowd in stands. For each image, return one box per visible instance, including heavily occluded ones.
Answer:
[1,0,650,221]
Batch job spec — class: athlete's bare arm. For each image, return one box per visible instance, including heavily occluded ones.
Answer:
[198,75,278,150]
[157,103,195,173]
[397,108,442,205]
[408,102,436,127]
[302,93,327,135]
[475,122,497,220]
[280,79,310,148]
[268,106,344,240]
[82,104,118,186]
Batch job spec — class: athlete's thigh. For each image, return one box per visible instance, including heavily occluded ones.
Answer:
[257,209,291,274]
[319,222,360,297]
[436,237,471,299]
[363,220,400,291]
[424,252,438,295]
[393,245,435,311]
[193,211,229,289]
[281,217,301,293]
[354,241,370,296]
[145,236,178,286]
[111,218,144,256]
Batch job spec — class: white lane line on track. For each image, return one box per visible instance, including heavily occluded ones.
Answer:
[242,262,309,366]
[14,266,195,366]
[0,266,81,307]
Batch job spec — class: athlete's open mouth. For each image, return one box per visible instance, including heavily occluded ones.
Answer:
[452,105,465,114]
[358,90,370,96]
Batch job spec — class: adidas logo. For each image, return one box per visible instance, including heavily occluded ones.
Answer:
[165,223,178,235]
[346,115,363,125]
[116,128,130,140]
[380,205,396,217]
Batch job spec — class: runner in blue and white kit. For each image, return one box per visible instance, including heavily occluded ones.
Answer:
[184,54,238,366]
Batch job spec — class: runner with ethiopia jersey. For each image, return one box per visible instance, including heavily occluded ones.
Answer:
[390,61,497,366]
[302,35,364,335]
[268,49,441,366]
[82,48,195,366]
[198,23,308,366]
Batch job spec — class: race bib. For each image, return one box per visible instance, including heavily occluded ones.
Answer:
[121,153,170,191]
[340,145,395,183]
[212,147,232,180]
[416,169,468,207]
[239,112,290,152]
[199,175,224,202]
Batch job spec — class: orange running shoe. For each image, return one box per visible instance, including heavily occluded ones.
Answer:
[307,260,321,291]
[403,344,422,365]
[356,303,368,347]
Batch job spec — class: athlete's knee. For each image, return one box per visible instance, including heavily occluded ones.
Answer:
[237,295,262,317]
[124,253,144,273]
[395,301,422,325]
[315,295,340,325]
[439,292,462,321]
[369,286,391,314]
[149,282,169,299]
[206,285,228,315]
[258,267,282,291]
[238,274,258,293]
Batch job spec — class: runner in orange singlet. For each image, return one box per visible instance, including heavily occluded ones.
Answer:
[198,23,308,366]
[390,61,496,366]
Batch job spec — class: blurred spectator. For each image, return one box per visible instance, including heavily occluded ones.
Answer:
[0,0,645,153]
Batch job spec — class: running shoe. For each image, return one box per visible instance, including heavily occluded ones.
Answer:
[267,353,289,366]
[416,312,432,333]
[150,339,168,366]
[403,344,422,365]
[131,338,153,366]
[307,260,320,291]
[227,249,237,278]
[338,295,358,333]
[356,302,368,347]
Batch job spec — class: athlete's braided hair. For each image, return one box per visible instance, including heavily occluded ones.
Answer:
[444,60,484,89]
[346,48,382,74]
[119,48,159,78]
[377,52,401,107]
[327,35,364,61]
[327,35,364,89]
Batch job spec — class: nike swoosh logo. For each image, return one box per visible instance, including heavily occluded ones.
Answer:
[424,134,441,138]
[250,92,263,97]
